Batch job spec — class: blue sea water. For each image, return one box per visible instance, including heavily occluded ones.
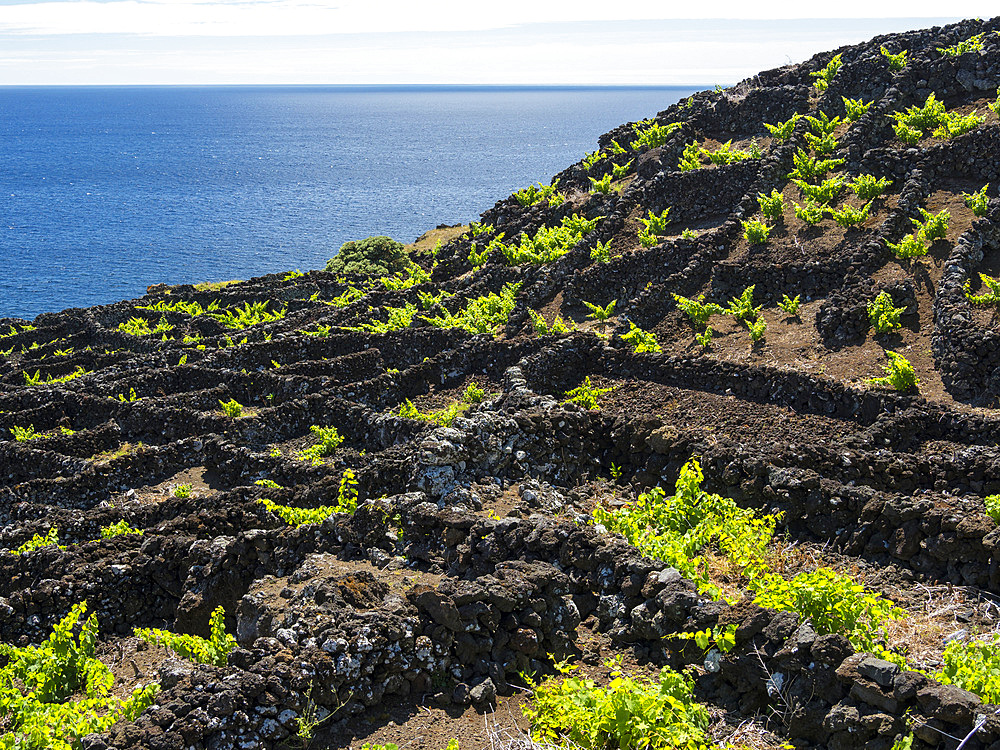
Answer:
[0,85,696,320]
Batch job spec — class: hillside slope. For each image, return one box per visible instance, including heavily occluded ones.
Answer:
[3,17,1000,750]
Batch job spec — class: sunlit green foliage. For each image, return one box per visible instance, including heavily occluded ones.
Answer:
[100,521,143,539]
[965,272,1000,305]
[764,113,801,142]
[638,207,672,247]
[298,425,344,462]
[794,199,826,226]
[962,184,990,217]
[788,148,844,182]
[880,46,908,70]
[937,33,985,56]
[135,606,235,667]
[260,469,358,525]
[852,174,892,201]
[564,377,613,410]
[757,189,785,221]
[810,53,842,91]
[868,290,905,333]
[209,301,287,330]
[513,180,563,207]
[827,200,872,228]
[422,282,522,335]
[495,215,601,265]
[742,219,771,244]
[630,120,683,151]
[344,303,418,334]
[672,294,724,329]
[326,236,410,278]
[621,322,661,353]
[868,350,919,392]
[842,97,872,122]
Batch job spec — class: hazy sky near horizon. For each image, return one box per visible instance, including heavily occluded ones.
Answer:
[0,1,995,85]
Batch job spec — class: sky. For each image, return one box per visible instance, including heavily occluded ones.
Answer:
[0,1,995,86]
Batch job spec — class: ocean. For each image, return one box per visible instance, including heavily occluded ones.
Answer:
[0,85,696,320]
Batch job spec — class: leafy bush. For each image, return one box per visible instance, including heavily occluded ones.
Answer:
[260,469,358,525]
[842,97,872,122]
[584,299,617,322]
[588,173,613,194]
[746,316,767,342]
[752,568,903,651]
[894,122,922,145]
[793,176,846,205]
[219,398,243,418]
[794,199,825,226]
[764,113,801,142]
[742,219,771,245]
[779,294,801,316]
[118,315,174,337]
[100,520,143,539]
[810,53,842,91]
[523,665,710,750]
[209,301,287,330]
[611,160,633,179]
[868,350,919,392]
[298,425,344,462]
[380,262,432,290]
[757,189,785,221]
[638,207,672,247]
[398,383,486,426]
[677,141,702,172]
[963,184,990,216]
[173,484,193,498]
[135,606,235,667]
[937,634,1000,704]
[498,214,600,265]
[326,235,410,278]
[0,602,159,750]
[12,528,60,555]
[528,310,573,336]
[880,45,908,70]
[593,459,779,597]
[788,148,844,182]
[23,365,89,387]
[868,291,905,333]
[564,377,614,410]
[806,110,840,137]
[345,303,418,334]
[695,327,713,347]
[804,131,838,155]
[422,282,521,335]
[704,140,761,164]
[630,120,683,151]
[933,110,983,139]
[513,181,562,207]
[937,33,985,56]
[852,174,892,201]
[672,294,724,328]
[621,322,661,354]
[138,298,219,316]
[726,285,761,323]
[886,231,927,259]
[321,286,365,308]
[10,425,39,442]
[913,208,950,241]
[984,494,1000,523]
[827,200,872,228]
[891,93,948,143]
[965,272,1000,304]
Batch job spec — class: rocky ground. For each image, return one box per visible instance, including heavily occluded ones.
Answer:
[4,16,1000,750]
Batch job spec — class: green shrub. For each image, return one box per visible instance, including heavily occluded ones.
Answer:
[779,294,801,316]
[321,286,365,308]
[747,316,767,342]
[891,93,948,143]
[0,602,159,750]
[219,398,243,418]
[933,110,983,139]
[894,122,922,145]
[962,184,990,217]
[528,310,573,336]
[209,301,287,330]
[757,189,785,221]
[726,285,761,323]
[564,377,614,410]
[498,214,600,265]
[886,232,927,259]
[10,425,40,442]
[630,120,683,151]
[913,208,950,241]
[380,262,432,290]
[806,111,840,137]
[398,384,486,426]
[135,606,235,667]
[523,665,710,750]
[583,299,617,322]
[695,327,713,348]
[513,181,562,207]
[326,235,410,278]
[588,173,613,194]
[638,208,672,247]
[298,425,344,462]
[100,520,143,539]
[742,219,771,245]
[984,494,1000,522]
[788,148,844,182]
[827,200,872,228]
[611,160,633,179]
[672,294,724,328]
[12,528,60,555]
[260,469,358,525]
[677,141,702,171]
[590,240,612,263]
[936,634,1000,704]
[852,174,892,201]
[345,303,418,334]
[804,131,838,155]
[752,568,903,651]
[868,350,919,392]
[418,290,452,311]
[173,484,193,499]
[764,113,801,142]
[422,282,521,335]
[937,33,985,57]
[810,53,842,92]
[118,315,174,337]
[842,97,872,122]
[794,199,825,226]
[793,176,846,205]
[880,46,908,70]
[621,322,661,353]
[965,272,1000,304]
[868,291,905,333]
[703,140,761,165]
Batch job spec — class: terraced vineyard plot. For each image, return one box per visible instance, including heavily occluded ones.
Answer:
[7,17,1000,750]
